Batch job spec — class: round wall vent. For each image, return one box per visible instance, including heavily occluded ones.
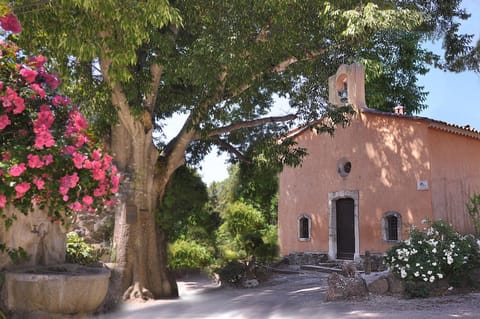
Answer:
[337,158,352,177]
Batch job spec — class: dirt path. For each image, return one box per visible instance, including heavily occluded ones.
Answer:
[94,270,480,319]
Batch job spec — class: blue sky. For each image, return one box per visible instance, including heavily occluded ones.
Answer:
[419,0,480,129]
[191,1,480,184]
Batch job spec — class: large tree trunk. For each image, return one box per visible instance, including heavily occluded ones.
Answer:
[109,122,178,301]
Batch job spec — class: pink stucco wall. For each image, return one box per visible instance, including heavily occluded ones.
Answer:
[429,129,480,234]
[278,110,480,258]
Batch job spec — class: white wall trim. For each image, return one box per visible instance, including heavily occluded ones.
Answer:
[328,190,360,261]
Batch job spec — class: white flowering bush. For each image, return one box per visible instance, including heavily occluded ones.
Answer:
[385,220,480,297]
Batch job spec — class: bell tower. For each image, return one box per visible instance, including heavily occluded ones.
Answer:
[328,63,367,110]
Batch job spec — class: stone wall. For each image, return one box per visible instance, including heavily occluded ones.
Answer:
[283,252,329,265]
[69,210,114,261]
[282,252,387,271]
[0,206,67,269]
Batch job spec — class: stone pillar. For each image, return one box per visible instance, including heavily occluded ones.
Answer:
[364,251,372,275]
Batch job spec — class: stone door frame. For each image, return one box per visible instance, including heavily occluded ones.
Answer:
[328,190,360,261]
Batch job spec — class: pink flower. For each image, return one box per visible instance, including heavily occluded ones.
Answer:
[91,161,106,181]
[92,169,106,181]
[0,13,22,34]
[93,186,107,197]
[63,145,77,155]
[92,149,102,161]
[66,110,88,137]
[37,104,54,125]
[103,154,113,168]
[82,195,93,206]
[0,114,10,130]
[30,83,46,98]
[0,194,6,208]
[12,97,25,114]
[9,163,26,176]
[28,55,47,69]
[103,199,116,206]
[59,186,69,196]
[27,154,44,168]
[68,201,84,211]
[111,174,121,193]
[52,95,70,107]
[15,182,31,198]
[2,87,25,114]
[34,130,55,149]
[33,177,45,190]
[72,152,87,169]
[2,152,11,161]
[83,160,93,169]
[60,172,79,190]
[63,195,69,202]
[42,155,53,165]
[20,68,38,83]
[74,134,89,148]
[44,73,61,90]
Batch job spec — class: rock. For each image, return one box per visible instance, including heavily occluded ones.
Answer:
[469,268,480,288]
[387,273,405,294]
[368,278,389,294]
[288,265,301,271]
[341,262,357,278]
[361,270,390,295]
[430,278,450,296]
[326,273,367,301]
[242,279,259,288]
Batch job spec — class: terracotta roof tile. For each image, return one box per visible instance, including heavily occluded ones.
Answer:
[285,106,480,140]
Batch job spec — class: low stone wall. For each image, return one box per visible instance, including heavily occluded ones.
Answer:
[326,271,404,301]
[282,252,387,272]
[356,253,388,272]
[283,252,329,265]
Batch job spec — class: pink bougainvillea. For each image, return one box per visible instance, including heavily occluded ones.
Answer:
[0,13,21,34]
[0,114,10,130]
[0,12,119,219]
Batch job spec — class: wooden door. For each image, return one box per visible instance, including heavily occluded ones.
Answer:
[336,198,355,259]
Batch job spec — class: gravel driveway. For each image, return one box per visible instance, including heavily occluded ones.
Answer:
[95,270,480,319]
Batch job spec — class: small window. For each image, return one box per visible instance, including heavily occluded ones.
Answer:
[383,212,401,242]
[298,215,311,241]
[386,216,398,240]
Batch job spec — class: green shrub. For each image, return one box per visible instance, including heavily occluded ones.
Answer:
[216,260,245,286]
[404,280,431,298]
[217,201,278,264]
[466,193,480,237]
[66,232,99,265]
[385,220,480,297]
[222,201,266,236]
[168,239,214,271]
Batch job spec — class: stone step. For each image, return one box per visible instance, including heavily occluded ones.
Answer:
[300,265,343,273]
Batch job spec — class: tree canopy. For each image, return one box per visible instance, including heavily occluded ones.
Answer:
[16,1,478,158]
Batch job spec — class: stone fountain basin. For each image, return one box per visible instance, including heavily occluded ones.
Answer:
[5,263,110,317]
